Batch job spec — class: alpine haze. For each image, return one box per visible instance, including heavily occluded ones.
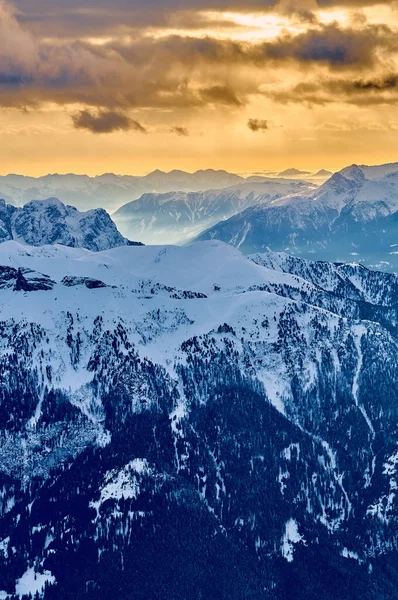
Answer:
[113,179,314,245]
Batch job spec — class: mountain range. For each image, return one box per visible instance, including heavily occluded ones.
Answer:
[3,161,398,270]
[0,170,282,213]
[0,167,334,213]
[196,162,398,271]
[0,239,396,598]
[113,179,314,245]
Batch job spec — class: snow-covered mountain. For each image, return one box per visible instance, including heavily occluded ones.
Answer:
[0,169,270,212]
[0,198,141,251]
[196,162,398,270]
[113,179,314,244]
[1,239,398,598]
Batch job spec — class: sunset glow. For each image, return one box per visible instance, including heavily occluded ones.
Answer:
[0,0,397,175]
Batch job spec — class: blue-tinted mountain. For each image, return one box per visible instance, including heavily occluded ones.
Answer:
[113,179,314,244]
[0,169,267,212]
[196,163,398,270]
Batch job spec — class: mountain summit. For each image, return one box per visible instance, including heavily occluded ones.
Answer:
[0,197,142,251]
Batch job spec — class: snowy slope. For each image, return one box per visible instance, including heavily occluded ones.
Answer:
[249,251,398,307]
[0,198,141,251]
[0,238,396,426]
[0,241,398,598]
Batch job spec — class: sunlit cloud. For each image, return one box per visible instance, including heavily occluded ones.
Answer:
[0,0,397,174]
[204,11,304,41]
[317,9,351,25]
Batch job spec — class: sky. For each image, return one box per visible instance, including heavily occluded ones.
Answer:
[0,0,398,175]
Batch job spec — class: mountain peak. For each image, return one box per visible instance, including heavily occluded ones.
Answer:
[339,164,366,182]
[313,169,333,177]
[0,198,141,251]
[321,165,365,196]
[147,169,167,177]
[25,197,68,209]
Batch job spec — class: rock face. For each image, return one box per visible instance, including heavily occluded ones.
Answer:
[196,163,398,271]
[0,198,142,251]
[0,240,398,599]
[113,180,314,244]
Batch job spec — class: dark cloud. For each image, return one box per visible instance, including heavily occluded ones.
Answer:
[14,0,278,11]
[12,0,279,38]
[277,1,319,24]
[317,0,395,6]
[265,73,398,107]
[72,109,147,133]
[248,118,269,132]
[199,85,243,106]
[263,23,394,68]
[101,23,392,71]
[170,126,190,136]
[266,82,333,106]
[353,74,398,91]
[334,75,398,104]
[11,0,395,43]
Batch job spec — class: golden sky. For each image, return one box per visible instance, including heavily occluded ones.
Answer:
[0,0,398,175]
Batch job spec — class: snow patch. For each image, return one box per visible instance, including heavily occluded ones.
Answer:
[14,567,55,598]
[90,459,152,515]
[341,548,360,561]
[281,519,305,562]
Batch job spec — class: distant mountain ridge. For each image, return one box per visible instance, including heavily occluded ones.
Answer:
[0,197,141,251]
[0,169,274,212]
